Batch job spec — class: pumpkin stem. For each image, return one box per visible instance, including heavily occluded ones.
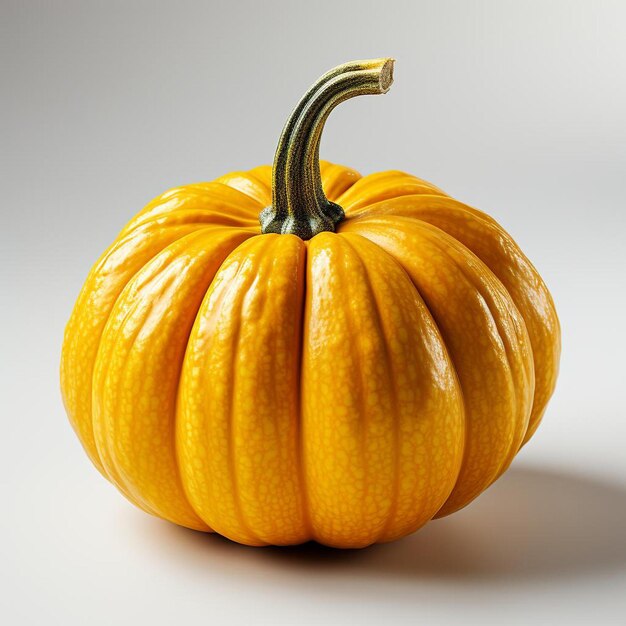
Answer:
[260,58,394,240]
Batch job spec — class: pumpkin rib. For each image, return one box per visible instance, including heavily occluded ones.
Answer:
[92,227,253,530]
[224,273,258,543]
[432,201,555,445]
[304,232,464,547]
[339,234,405,544]
[353,252,373,543]
[180,237,266,543]
[397,218,531,514]
[119,185,261,238]
[440,269,532,492]
[225,235,309,544]
[349,232,468,540]
[426,243,532,513]
[296,241,315,542]
[95,227,252,525]
[337,171,448,214]
[341,234,394,544]
[92,243,195,517]
[429,230,535,467]
[61,221,226,475]
[93,293,162,517]
[174,232,260,531]
[346,193,559,443]
[215,171,272,207]
[340,226,469,524]
[343,215,534,516]
[177,234,310,545]
[304,233,394,546]
[343,230,466,541]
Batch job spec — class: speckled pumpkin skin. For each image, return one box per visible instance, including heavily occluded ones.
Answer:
[60,161,560,548]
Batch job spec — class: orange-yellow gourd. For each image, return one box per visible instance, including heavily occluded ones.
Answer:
[61,58,560,548]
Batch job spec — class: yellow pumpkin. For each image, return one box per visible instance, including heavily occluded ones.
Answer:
[61,58,560,548]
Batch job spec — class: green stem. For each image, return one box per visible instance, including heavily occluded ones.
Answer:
[259,58,394,240]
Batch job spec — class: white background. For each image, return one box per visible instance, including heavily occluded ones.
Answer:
[2,1,625,624]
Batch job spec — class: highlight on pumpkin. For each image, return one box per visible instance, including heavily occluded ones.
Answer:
[60,58,560,548]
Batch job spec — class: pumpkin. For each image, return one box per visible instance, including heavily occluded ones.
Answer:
[61,58,560,548]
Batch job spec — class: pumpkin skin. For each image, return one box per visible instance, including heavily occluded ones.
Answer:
[60,60,560,548]
[61,161,559,547]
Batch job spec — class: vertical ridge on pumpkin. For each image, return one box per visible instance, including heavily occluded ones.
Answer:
[303,233,394,546]
[176,238,267,544]
[91,228,252,530]
[61,221,224,478]
[303,232,463,547]
[343,216,535,516]
[344,194,560,445]
[341,235,402,544]
[295,241,315,543]
[91,301,160,516]
[177,234,310,545]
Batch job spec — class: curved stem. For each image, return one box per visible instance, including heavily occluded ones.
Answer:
[260,58,394,240]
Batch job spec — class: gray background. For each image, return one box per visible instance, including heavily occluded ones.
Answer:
[2,1,625,624]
